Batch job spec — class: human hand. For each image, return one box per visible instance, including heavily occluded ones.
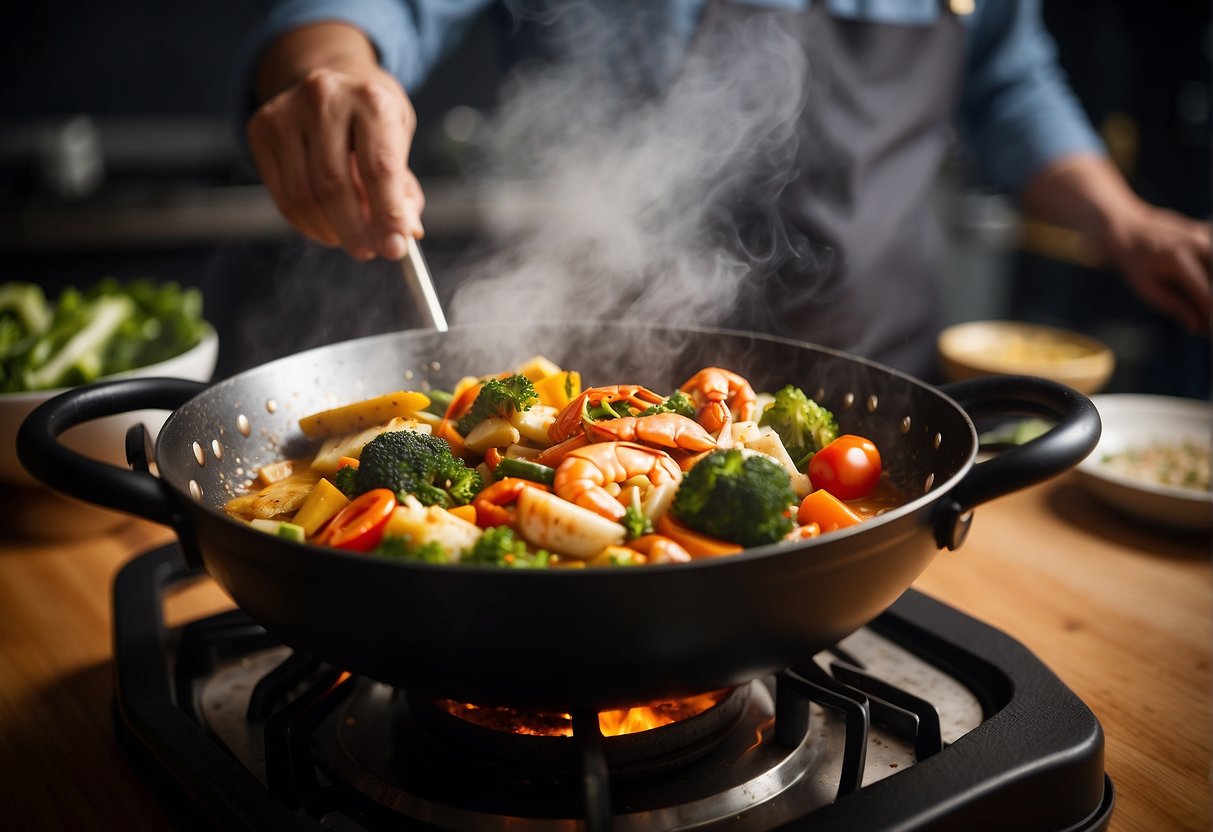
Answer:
[247,26,424,261]
[1022,154,1212,335]
[1101,204,1211,334]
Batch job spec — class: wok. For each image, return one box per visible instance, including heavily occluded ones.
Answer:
[18,323,1099,710]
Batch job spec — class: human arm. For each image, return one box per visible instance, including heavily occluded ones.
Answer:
[245,1,493,261]
[957,0,1210,334]
[1021,154,1210,334]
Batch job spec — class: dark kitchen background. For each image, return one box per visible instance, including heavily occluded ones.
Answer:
[2,0,1209,397]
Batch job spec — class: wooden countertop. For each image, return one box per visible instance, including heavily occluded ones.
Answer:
[1,474,1209,831]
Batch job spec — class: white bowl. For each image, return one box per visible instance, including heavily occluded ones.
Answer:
[0,325,218,536]
[1074,394,1211,534]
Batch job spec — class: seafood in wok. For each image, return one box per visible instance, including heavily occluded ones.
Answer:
[224,357,903,567]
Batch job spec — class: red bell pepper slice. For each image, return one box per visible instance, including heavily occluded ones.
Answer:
[316,488,396,552]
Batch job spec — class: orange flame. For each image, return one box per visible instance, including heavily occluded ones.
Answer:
[596,691,726,736]
[439,689,729,738]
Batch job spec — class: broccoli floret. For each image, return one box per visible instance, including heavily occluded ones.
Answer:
[445,467,483,505]
[607,549,645,567]
[464,526,551,568]
[351,430,483,508]
[621,504,653,540]
[758,385,839,470]
[639,390,696,419]
[585,389,693,423]
[457,374,538,436]
[671,449,796,547]
[333,463,359,497]
[375,534,450,563]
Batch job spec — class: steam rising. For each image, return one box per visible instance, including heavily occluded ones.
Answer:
[234,6,823,381]
[448,7,813,342]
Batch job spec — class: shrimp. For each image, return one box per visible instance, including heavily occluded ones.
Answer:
[548,385,667,443]
[554,441,682,521]
[533,433,590,468]
[472,477,550,528]
[626,533,692,564]
[679,367,757,436]
[585,412,717,452]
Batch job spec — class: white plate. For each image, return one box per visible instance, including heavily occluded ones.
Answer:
[1075,394,1211,533]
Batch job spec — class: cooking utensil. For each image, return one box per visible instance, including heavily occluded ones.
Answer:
[401,236,448,332]
[18,323,1099,709]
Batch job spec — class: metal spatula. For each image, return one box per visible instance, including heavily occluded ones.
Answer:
[401,236,448,332]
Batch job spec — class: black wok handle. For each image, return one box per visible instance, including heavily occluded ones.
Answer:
[932,375,1101,550]
[17,378,207,526]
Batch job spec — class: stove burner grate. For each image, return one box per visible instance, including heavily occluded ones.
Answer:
[112,544,1114,831]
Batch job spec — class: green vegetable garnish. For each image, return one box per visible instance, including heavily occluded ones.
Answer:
[422,389,453,417]
[758,385,838,469]
[621,504,653,540]
[639,390,696,419]
[343,430,482,508]
[493,456,556,485]
[457,374,538,436]
[375,534,450,563]
[465,526,551,568]
[0,278,206,392]
[671,449,796,547]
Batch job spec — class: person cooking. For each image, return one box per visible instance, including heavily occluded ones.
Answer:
[243,0,1210,380]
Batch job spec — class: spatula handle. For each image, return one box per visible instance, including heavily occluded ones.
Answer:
[402,235,448,332]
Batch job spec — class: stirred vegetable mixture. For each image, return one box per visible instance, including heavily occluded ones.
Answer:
[225,358,903,567]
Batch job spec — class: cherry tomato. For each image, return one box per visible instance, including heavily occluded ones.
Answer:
[808,435,882,501]
[316,488,396,551]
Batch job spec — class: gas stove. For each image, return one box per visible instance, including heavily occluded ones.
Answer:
[112,544,1113,831]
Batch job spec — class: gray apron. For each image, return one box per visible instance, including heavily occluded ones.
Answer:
[694,1,967,380]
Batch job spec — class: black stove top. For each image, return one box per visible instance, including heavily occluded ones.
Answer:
[112,544,1113,831]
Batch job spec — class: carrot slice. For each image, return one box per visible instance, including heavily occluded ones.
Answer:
[443,378,484,422]
[446,504,477,524]
[797,489,863,533]
[435,418,470,460]
[655,515,743,558]
[484,447,503,473]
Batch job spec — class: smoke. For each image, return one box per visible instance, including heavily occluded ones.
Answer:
[446,5,815,347]
[234,5,821,383]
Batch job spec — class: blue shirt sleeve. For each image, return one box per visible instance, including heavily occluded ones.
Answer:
[254,0,494,91]
[958,0,1105,194]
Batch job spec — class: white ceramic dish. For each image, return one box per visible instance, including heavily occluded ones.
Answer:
[1075,394,1211,534]
[1,324,218,488]
[1,324,217,538]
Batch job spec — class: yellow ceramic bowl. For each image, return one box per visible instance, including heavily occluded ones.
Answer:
[937,320,1115,395]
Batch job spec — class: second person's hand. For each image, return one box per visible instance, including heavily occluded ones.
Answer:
[247,22,425,261]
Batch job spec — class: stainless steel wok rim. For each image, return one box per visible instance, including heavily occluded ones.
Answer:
[154,322,980,575]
